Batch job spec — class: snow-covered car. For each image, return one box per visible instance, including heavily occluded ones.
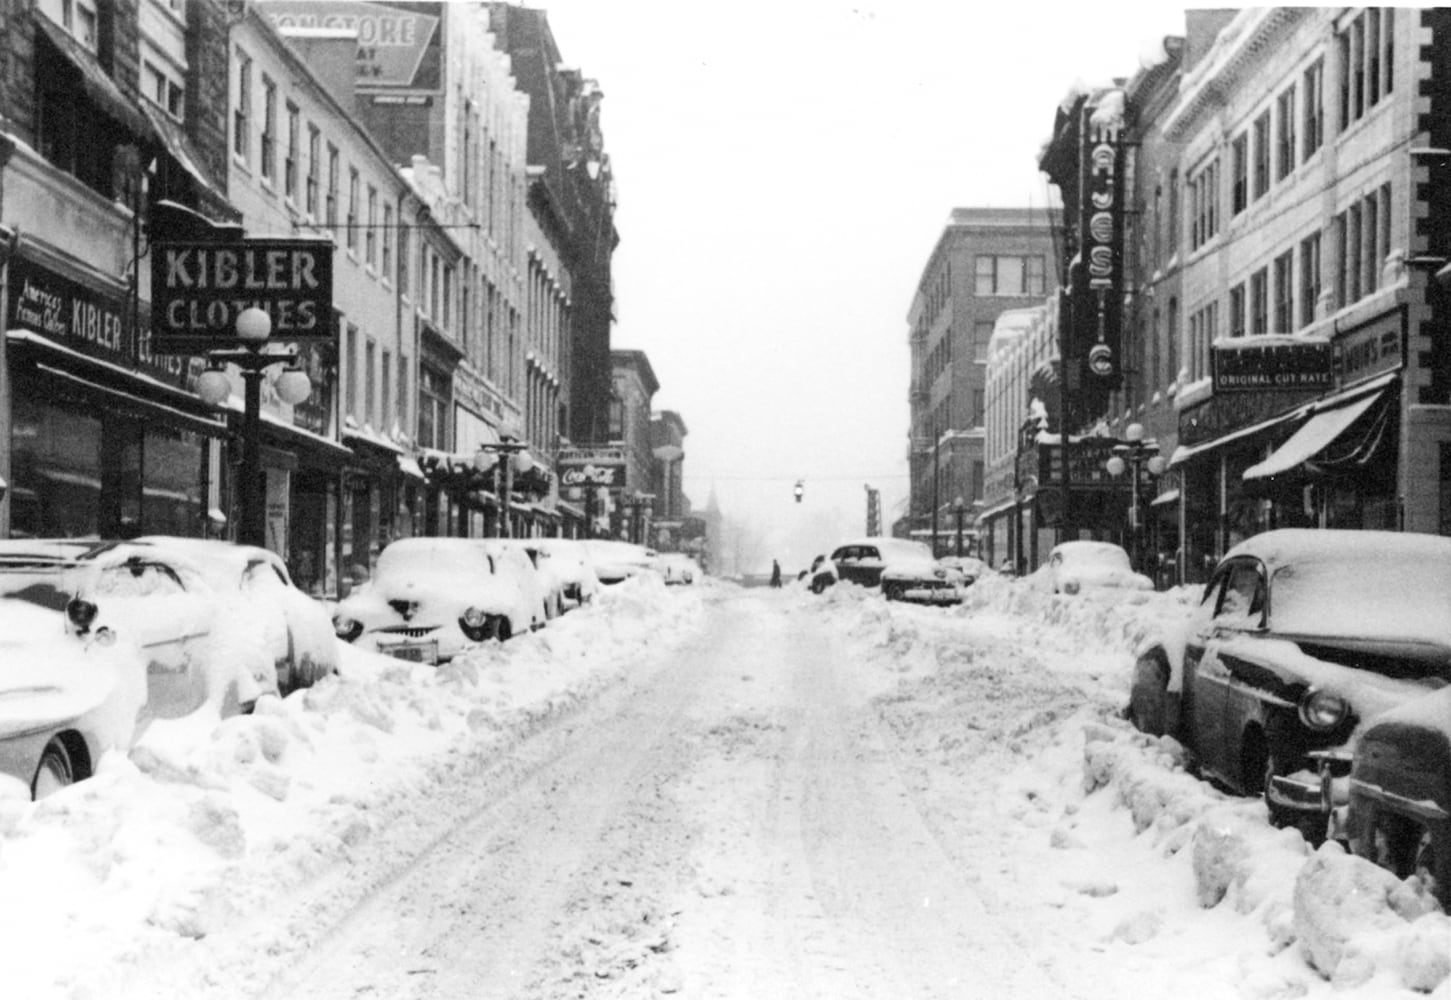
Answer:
[1342,686,1450,908]
[489,539,570,619]
[655,552,701,585]
[1127,529,1451,838]
[581,540,659,585]
[332,538,546,663]
[936,555,986,585]
[529,538,601,610]
[1037,540,1153,595]
[808,538,964,604]
[134,537,337,695]
[0,538,309,798]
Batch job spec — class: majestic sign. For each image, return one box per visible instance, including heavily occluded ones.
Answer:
[1212,337,1334,394]
[150,238,335,354]
[8,253,191,386]
[1072,94,1125,391]
[264,1,442,97]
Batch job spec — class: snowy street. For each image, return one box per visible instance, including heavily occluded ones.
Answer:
[3,577,1448,1000]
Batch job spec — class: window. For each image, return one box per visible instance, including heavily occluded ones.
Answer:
[326,145,339,230]
[260,75,276,182]
[382,204,393,278]
[381,350,392,430]
[443,265,454,329]
[306,124,320,216]
[1231,133,1248,215]
[143,60,185,120]
[1303,60,1324,159]
[1168,169,1180,252]
[974,255,1045,296]
[418,367,449,451]
[1338,10,1395,130]
[346,167,359,252]
[974,319,994,362]
[1362,191,1379,296]
[1249,268,1268,334]
[398,224,410,295]
[1347,202,1363,303]
[1252,111,1270,199]
[364,339,376,427]
[344,322,358,417]
[1276,86,1296,180]
[1188,302,1217,382]
[51,0,99,50]
[233,51,251,162]
[1166,297,1179,380]
[284,103,299,201]
[1273,249,1294,332]
[1228,283,1246,338]
[1299,231,1322,324]
[366,186,377,268]
[1189,158,1219,250]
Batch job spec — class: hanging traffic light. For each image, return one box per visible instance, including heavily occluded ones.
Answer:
[793,479,804,503]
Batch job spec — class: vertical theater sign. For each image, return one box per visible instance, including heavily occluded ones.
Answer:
[1077,91,1125,396]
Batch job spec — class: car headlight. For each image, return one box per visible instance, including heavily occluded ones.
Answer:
[333,616,363,642]
[933,567,947,579]
[1299,688,1349,731]
[1062,579,1080,595]
[461,607,487,628]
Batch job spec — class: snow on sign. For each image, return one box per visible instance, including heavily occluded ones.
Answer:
[150,238,335,354]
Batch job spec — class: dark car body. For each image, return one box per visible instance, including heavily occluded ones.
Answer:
[809,538,964,603]
[1128,529,1451,836]
[1342,687,1450,906]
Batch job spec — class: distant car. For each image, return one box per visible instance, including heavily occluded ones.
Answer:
[331,538,545,663]
[490,539,570,619]
[809,538,964,604]
[1038,540,1153,595]
[937,555,986,585]
[581,540,658,585]
[1342,686,1450,908]
[1127,529,1451,838]
[656,552,701,585]
[530,538,602,610]
[0,538,318,799]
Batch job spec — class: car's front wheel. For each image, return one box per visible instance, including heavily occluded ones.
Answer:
[32,738,76,799]
[1128,652,1170,737]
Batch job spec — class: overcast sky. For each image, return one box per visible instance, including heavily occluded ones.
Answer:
[538,0,1191,570]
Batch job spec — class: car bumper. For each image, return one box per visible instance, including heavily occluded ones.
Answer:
[892,584,964,604]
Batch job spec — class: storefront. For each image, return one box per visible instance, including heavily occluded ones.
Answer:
[4,245,224,540]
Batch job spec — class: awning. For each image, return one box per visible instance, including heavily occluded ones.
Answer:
[34,15,153,140]
[36,363,226,437]
[396,455,425,480]
[1243,390,1384,482]
[1149,488,1180,507]
[139,101,226,202]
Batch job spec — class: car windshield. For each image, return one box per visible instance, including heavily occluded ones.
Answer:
[1271,552,1451,646]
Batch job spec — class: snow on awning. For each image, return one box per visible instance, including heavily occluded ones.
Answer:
[1149,489,1180,507]
[1243,387,1386,482]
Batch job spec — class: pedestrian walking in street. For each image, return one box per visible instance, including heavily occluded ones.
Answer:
[770,559,782,588]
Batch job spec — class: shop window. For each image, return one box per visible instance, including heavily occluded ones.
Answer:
[9,393,102,539]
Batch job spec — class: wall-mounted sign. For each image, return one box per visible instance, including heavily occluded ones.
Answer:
[8,253,191,386]
[1212,337,1333,393]
[1072,93,1125,390]
[150,238,335,354]
[559,461,625,489]
[264,1,442,95]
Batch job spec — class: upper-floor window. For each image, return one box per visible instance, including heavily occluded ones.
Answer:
[1168,169,1181,253]
[1228,283,1246,338]
[1249,267,1268,334]
[1252,111,1270,200]
[142,59,185,121]
[326,144,339,229]
[382,204,393,279]
[43,0,98,50]
[1189,158,1219,250]
[1303,59,1325,159]
[1339,9,1394,130]
[1299,231,1322,324]
[974,255,1045,296]
[365,185,378,268]
[260,75,277,182]
[1231,133,1248,215]
[1275,86,1296,180]
[284,103,299,201]
[233,51,251,162]
[1272,249,1294,332]
[346,167,359,252]
[305,124,320,216]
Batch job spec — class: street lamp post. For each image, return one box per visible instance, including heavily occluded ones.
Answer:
[194,307,311,549]
[474,441,532,539]
[952,495,965,558]
[1104,422,1166,576]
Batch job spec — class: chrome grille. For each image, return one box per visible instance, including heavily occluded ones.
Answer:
[377,625,438,638]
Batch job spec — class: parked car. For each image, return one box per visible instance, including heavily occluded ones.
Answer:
[1341,686,1450,907]
[1037,540,1153,595]
[331,538,545,663]
[808,538,965,604]
[655,552,701,585]
[490,539,569,619]
[1127,529,1451,838]
[0,537,319,798]
[135,537,337,695]
[581,540,658,585]
[937,555,987,585]
[530,538,602,610]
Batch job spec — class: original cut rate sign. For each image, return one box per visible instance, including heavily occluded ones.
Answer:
[150,237,335,354]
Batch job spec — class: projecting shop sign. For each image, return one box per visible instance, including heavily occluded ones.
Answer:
[150,238,335,354]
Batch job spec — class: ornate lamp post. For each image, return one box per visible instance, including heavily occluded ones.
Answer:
[473,441,533,538]
[952,495,966,558]
[1104,422,1166,576]
[195,307,311,549]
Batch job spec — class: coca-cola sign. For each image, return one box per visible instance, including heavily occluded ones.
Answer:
[559,462,625,488]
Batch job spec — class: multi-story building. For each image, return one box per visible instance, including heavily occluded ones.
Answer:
[0,0,236,543]
[606,348,657,543]
[904,208,1058,554]
[1160,8,1451,578]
